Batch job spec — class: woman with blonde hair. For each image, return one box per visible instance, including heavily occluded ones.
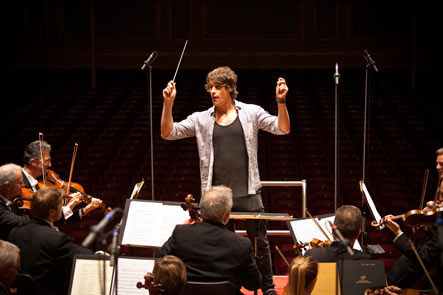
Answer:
[284,256,318,295]
[139,255,187,295]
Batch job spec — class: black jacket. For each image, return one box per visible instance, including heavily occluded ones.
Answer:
[7,219,92,295]
[155,220,262,291]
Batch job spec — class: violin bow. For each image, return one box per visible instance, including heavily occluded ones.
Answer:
[66,143,78,195]
[408,239,439,295]
[274,245,290,266]
[305,208,332,241]
[39,132,46,186]
[419,169,429,209]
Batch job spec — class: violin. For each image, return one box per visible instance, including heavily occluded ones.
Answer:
[293,238,332,251]
[180,194,201,223]
[294,209,333,252]
[10,197,31,214]
[45,169,111,213]
[364,287,436,295]
[17,169,111,214]
[371,207,443,228]
[136,272,165,295]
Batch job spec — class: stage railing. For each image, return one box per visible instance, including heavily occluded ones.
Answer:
[235,179,307,236]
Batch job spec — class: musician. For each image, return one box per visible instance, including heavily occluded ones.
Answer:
[22,140,101,221]
[385,148,443,289]
[0,240,20,295]
[304,205,371,262]
[155,185,262,293]
[0,164,30,240]
[7,187,93,295]
[143,255,187,295]
[161,66,289,295]
[284,256,318,295]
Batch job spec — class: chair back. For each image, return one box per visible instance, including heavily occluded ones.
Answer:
[9,274,41,295]
[184,280,237,295]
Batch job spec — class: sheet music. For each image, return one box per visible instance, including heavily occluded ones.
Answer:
[70,257,113,295]
[130,180,144,200]
[360,181,385,229]
[288,215,361,254]
[157,204,190,245]
[121,200,189,247]
[122,201,163,246]
[117,257,155,295]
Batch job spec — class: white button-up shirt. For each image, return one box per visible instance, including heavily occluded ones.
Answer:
[166,99,286,196]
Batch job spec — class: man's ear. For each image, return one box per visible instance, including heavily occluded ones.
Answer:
[48,208,56,219]
[222,210,231,225]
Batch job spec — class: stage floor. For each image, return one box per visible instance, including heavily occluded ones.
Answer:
[241,276,288,295]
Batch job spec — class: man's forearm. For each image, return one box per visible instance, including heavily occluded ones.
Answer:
[277,104,290,134]
[161,102,174,138]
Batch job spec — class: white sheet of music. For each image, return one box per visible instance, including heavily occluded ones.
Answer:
[157,204,190,245]
[116,257,155,295]
[360,181,385,229]
[69,258,113,295]
[288,215,361,254]
[121,200,189,247]
[121,201,163,246]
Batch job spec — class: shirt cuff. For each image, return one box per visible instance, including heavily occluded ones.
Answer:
[62,206,73,219]
[393,231,404,242]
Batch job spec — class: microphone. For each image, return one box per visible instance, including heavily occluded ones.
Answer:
[141,51,158,70]
[363,49,379,72]
[109,224,121,267]
[82,207,123,248]
[327,221,354,256]
[334,63,340,85]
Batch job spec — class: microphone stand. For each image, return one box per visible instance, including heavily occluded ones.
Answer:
[148,65,155,200]
[141,53,157,201]
[334,63,340,212]
[109,224,121,295]
[360,50,379,248]
[98,230,111,295]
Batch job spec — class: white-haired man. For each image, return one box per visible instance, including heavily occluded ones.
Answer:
[156,185,261,293]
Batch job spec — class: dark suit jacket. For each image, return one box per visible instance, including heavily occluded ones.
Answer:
[304,241,372,262]
[0,284,8,295]
[393,228,438,266]
[0,196,30,240]
[387,228,440,288]
[7,219,92,295]
[155,220,262,291]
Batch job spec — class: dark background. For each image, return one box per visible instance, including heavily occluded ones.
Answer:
[1,0,442,275]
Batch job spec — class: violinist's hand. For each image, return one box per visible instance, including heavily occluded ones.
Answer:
[67,192,82,210]
[276,77,288,100]
[163,81,176,103]
[383,285,401,295]
[83,198,102,215]
[425,200,442,210]
[383,215,402,237]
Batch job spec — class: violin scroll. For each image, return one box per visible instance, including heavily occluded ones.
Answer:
[136,272,165,295]
[181,194,201,223]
